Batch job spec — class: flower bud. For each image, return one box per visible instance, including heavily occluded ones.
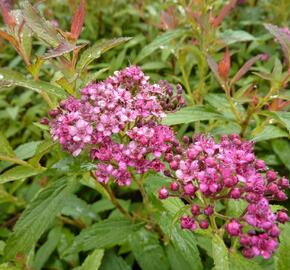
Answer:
[180,216,196,231]
[191,205,200,216]
[266,170,277,181]
[242,248,255,259]
[199,220,209,229]
[277,211,289,223]
[183,183,196,196]
[229,188,241,199]
[170,181,179,191]
[255,159,266,170]
[204,205,214,216]
[226,219,242,236]
[158,187,169,200]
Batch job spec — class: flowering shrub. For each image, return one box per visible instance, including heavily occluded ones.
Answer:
[158,134,289,259]
[49,66,184,185]
[0,1,289,269]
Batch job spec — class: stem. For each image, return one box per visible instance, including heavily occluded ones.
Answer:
[101,183,133,220]
[0,155,35,167]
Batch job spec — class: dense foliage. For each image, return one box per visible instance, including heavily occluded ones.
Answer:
[0,0,289,269]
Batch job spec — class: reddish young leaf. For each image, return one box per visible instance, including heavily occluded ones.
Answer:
[70,0,85,40]
[0,0,16,28]
[218,47,231,82]
[230,54,268,85]
[212,0,238,28]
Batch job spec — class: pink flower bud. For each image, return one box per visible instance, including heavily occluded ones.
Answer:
[158,187,169,200]
[267,170,277,181]
[229,188,241,199]
[183,183,196,196]
[204,205,214,216]
[191,205,200,216]
[242,248,255,259]
[269,225,280,237]
[277,211,289,223]
[199,220,209,229]
[255,159,266,170]
[226,219,242,236]
[180,216,196,231]
[170,181,179,191]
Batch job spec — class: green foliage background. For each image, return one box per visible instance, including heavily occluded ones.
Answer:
[0,0,289,269]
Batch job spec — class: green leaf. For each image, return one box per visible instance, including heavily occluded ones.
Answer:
[81,249,104,270]
[29,139,55,167]
[275,223,290,270]
[0,166,42,184]
[252,125,288,142]
[162,106,221,125]
[15,141,42,160]
[229,253,263,270]
[21,1,62,47]
[219,30,256,45]
[61,194,98,220]
[4,177,76,260]
[129,229,170,270]
[64,218,142,255]
[135,29,187,63]
[273,112,290,132]
[77,37,131,71]
[166,244,190,270]
[212,234,229,270]
[32,226,62,270]
[100,250,131,270]
[272,139,290,171]
[264,24,290,66]
[0,131,14,156]
[168,226,202,270]
[0,68,67,99]
[226,199,247,218]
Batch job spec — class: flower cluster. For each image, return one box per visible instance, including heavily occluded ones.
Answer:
[48,66,184,184]
[159,134,289,259]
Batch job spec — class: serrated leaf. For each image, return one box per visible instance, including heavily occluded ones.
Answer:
[272,139,290,171]
[229,253,263,270]
[0,165,42,184]
[226,199,247,218]
[129,229,170,270]
[212,234,229,270]
[252,125,288,142]
[275,223,290,270]
[273,112,290,132]
[219,30,256,45]
[162,106,221,125]
[264,24,290,66]
[135,29,187,63]
[15,141,42,160]
[32,226,62,270]
[0,68,67,98]
[168,226,202,270]
[100,250,131,270]
[29,139,55,167]
[21,1,62,47]
[64,218,142,255]
[77,37,131,71]
[81,249,104,270]
[4,177,76,260]
[0,131,14,156]
[43,42,81,59]
[231,54,266,85]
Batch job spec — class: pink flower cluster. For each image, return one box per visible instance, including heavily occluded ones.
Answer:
[48,66,184,184]
[159,134,289,259]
